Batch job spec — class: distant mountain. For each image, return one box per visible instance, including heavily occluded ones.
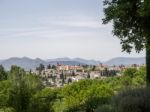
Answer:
[72,58,101,65]
[105,57,145,66]
[47,57,101,65]
[0,57,88,70]
[48,61,85,65]
[0,57,46,70]
[0,57,145,70]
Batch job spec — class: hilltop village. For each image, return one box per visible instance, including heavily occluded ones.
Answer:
[32,63,143,87]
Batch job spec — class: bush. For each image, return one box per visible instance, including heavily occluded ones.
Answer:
[123,68,137,78]
[122,67,146,87]
[0,108,16,112]
[62,80,114,112]
[112,87,150,112]
[121,76,132,87]
[95,104,113,112]
[29,87,58,112]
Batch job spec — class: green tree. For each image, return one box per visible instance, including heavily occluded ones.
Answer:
[8,79,31,112]
[102,0,150,85]
[8,66,43,112]
[36,64,45,75]
[0,65,7,81]
[9,65,25,81]
[132,66,146,86]
[47,64,51,69]
[92,65,96,71]
[62,80,114,112]
[0,80,11,109]
[123,68,137,78]
[29,87,58,112]
[51,65,56,70]
[8,66,30,112]
[24,74,43,94]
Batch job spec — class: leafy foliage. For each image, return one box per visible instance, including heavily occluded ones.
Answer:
[0,80,11,108]
[112,87,150,112]
[29,87,58,112]
[95,104,113,112]
[102,0,150,52]
[61,80,114,112]
[102,0,150,85]
[0,65,147,112]
[0,65,8,81]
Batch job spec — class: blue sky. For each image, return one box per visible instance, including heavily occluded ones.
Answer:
[0,0,145,61]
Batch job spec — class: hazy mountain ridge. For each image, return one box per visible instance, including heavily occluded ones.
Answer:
[0,57,46,70]
[0,57,88,70]
[72,58,101,65]
[0,57,145,70]
[47,57,101,65]
[48,61,85,66]
[105,57,145,66]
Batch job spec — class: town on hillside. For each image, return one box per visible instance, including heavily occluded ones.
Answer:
[31,63,144,87]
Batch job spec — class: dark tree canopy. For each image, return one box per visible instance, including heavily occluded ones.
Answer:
[0,65,7,81]
[102,0,150,85]
[103,0,150,52]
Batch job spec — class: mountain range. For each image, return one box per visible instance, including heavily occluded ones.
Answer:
[105,57,145,66]
[0,57,145,70]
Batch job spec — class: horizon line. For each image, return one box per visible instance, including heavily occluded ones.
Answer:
[0,56,145,62]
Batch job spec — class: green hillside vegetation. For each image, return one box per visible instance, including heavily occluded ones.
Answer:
[0,65,148,112]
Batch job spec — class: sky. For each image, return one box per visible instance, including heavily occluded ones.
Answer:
[0,0,145,61]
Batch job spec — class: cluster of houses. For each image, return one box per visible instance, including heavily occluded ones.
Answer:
[32,63,143,87]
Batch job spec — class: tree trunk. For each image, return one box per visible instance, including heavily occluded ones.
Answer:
[146,38,150,86]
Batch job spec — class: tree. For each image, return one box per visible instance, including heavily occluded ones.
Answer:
[47,64,51,69]
[92,65,96,71]
[71,71,75,76]
[51,65,56,70]
[8,66,43,112]
[123,68,137,78]
[62,80,114,112]
[8,79,31,112]
[0,65,7,81]
[102,0,150,85]
[29,87,58,112]
[8,66,30,112]
[0,80,11,109]
[9,65,25,80]
[36,64,45,75]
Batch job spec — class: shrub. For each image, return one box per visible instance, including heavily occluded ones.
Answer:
[0,108,16,112]
[95,104,114,112]
[112,87,150,112]
[123,68,137,78]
